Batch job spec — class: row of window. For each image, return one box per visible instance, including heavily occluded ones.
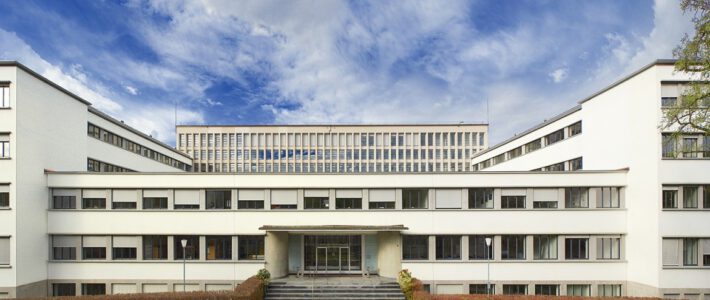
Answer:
[179,131,486,149]
[191,148,478,162]
[0,86,9,108]
[194,161,474,173]
[532,157,583,172]
[52,282,234,297]
[661,133,710,158]
[662,186,710,209]
[87,158,133,173]
[458,283,621,297]
[51,187,622,210]
[87,123,190,171]
[51,235,264,261]
[662,238,710,267]
[402,235,621,261]
[474,121,581,171]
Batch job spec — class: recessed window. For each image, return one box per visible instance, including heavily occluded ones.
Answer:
[206,190,232,209]
[533,235,558,260]
[567,284,590,297]
[533,201,557,209]
[143,197,167,209]
[206,236,232,260]
[238,236,264,260]
[0,134,10,158]
[468,235,493,260]
[402,235,429,260]
[683,238,698,266]
[661,97,678,107]
[112,247,136,260]
[501,235,526,260]
[501,196,525,209]
[53,283,76,296]
[597,187,620,208]
[683,186,698,208]
[565,238,589,260]
[174,235,200,260]
[568,121,582,136]
[663,190,678,209]
[53,247,76,260]
[369,202,394,209]
[304,197,329,209]
[82,198,106,209]
[112,201,136,209]
[0,237,8,265]
[0,86,9,108]
[53,196,76,209]
[469,188,493,209]
[402,189,428,209]
[597,237,621,260]
[143,236,167,260]
[569,157,583,171]
[238,200,264,209]
[81,283,106,295]
[524,139,541,153]
[598,284,622,297]
[662,133,676,158]
[565,188,588,208]
[336,198,362,209]
[503,284,527,295]
[469,284,494,295]
[535,284,559,296]
[435,235,461,260]
[0,192,8,208]
[545,129,564,146]
[82,247,106,260]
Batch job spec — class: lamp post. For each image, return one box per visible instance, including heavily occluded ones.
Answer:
[485,237,492,296]
[181,239,188,292]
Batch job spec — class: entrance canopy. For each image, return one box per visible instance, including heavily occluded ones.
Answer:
[259,225,408,232]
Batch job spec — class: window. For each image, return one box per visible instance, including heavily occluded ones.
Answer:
[662,133,676,158]
[469,284,494,295]
[662,96,678,107]
[82,198,106,209]
[469,188,493,209]
[545,129,565,145]
[683,186,698,208]
[0,134,9,158]
[112,201,136,209]
[81,283,106,295]
[535,284,559,296]
[533,235,558,260]
[402,235,429,260]
[663,190,678,209]
[435,236,461,260]
[53,247,76,260]
[206,190,232,209]
[507,147,522,160]
[468,235,493,260]
[53,196,76,209]
[501,235,526,260]
[533,201,557,208]
[682,137,699,158]
[567,284,590,296]
[304,197,329,209]
[569,157,583,171]
[82,247,106,260]
[112,247,136,260]
[174,235,200,260]
[143,197,167,209]
[238,200,263,209]
[705,185,710,209]
[597,237,621,260]
[207,236,232,260]
[683,238,698,266]
[565,238,589,260]
[565,188,588,208]
[238,236,264,260]
[143,236,167,260]
[369,201,395,209]
[403,189,428,209]
[524,139,541,153]
[0,192,8,208]
[598,284,621,297]
[503,284,527,295]
[501,196,525,209]
[597,187,620,208]
[336,198,362,209]
[568,121,582,136]
[0,86,9,108]
[0,237,7,265]
[53,283,76,296]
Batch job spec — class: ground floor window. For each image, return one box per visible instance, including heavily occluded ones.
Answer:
[207,236,232,260]
[598,284,621,297]
[535,284,558,296]
[435,235,461,260]
[81,283,105,295]
[174,235,200,260]
[53,283,76,296]
[469,284,494,295]
[239,236,264,260]
[402,235,428,260]
[503,284,527,295]
[567,284,590,296]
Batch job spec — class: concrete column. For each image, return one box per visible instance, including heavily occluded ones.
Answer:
[362,189,369,210]
[329,189,336,210]
[525,188,534,209]
[199,236,207,261]
[525,235,534,260]
[377,232,402,278]
[428,235,436,261]
[493,189,501,209]
[461,188,469,209]
[461,235,469,260]
[395,188,403,210]
[199,189,206,210]
[493,236,502,261]
[167,236,175,260]
[264,188,271,210]
[264,232,289,278]
[297,189,304,210]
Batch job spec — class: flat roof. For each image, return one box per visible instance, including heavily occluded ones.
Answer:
[45,169,629,175]
[177,123,488,128]
[258,225,409,232]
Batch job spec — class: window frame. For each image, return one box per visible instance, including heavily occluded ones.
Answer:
[501,235,526,260]
[402,235,429,260]
[206,236,232,260]
[435,235,462,260]
[402,189,428,209]
[564,238,589,260]
[238,236,265,260]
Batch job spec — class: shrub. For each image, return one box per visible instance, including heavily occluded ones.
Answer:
[256,268,271,284]
[398,269,417,300]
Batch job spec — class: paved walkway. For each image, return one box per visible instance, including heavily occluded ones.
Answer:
[271,275,397,286]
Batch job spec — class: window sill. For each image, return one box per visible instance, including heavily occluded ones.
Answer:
[0,157,11,160]
[0,107,10,110]
[0,208,10,210]
[0,264,11,269]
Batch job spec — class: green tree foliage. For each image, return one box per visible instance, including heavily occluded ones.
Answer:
[668,0,710,135]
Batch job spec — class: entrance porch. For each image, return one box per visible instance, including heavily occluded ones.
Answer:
[260,225,407,279]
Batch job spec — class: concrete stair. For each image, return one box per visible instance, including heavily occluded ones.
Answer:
[265,281,406,300]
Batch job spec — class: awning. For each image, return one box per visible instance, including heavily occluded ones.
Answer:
[258,225,408,232]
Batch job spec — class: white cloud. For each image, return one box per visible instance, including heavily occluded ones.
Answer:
[549,68,568,83]
[124,85,139,95]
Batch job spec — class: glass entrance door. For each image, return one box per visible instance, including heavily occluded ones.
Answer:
[304,235,362,274]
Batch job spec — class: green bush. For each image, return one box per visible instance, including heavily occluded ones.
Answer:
[256,268,271,284]
[398,269,417,300]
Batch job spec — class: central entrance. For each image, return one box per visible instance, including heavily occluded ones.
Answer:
[304,235,362,274]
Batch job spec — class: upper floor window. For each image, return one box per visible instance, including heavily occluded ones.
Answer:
[565,188,588,208]
[469,188,493,209]
[238,236,264,260]
[569,157,583,171]
[545,129,564,146]
[565,238,589,260]
[0,134,9,158]
[403,189,428,209]
[663,189,678,209]
[661,97,678,107]
[524,139,541,153]
[206,190,231,209]
[568,121,582,137]
[0,187,8,208]
[402,235,429,260]
[501,235,526,260]
[0,86,9,108]
[435,235,461,260]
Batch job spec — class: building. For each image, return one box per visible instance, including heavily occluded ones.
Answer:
[176,124,488,173]
[0,59,708,298]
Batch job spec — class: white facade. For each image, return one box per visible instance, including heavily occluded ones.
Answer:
[0,59,708,298]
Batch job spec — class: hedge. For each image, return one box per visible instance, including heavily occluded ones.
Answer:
[413,292,662,300]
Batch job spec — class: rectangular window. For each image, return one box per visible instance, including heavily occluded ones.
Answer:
[533,201,558,208]
[662,96,678,107]
[535,284,559,296]
[112,201,136,209]
[82,247,106,260]
[503,284,527,295]
[82,198,106,209]
[524,139,541,153]
[0,192,8,208]
[369,202,395,209]
[53,247,76,260]
[402,189,428,209]
[501,196,525,209]
[569,157,583,171]
[705,185,710,209]
[598,284,622,297]
[682,137,699,158]
[0,86,9,108]
[683,238,698,266]
[304,197,329,209]
[565,188,588,208]
[336,198,362,209]
[663,238,680,266]
[53,196,76,209]
[469,284,494,295]
[683,186,698,208]
[663,190,678,209]
[565,238,589,260]
[238,200,264,209]
[662,133,677,158]
[568,121,582,136]
[206,190,232,209]
[402,235,429,260]
[545,129,564,145]
[501,235,526,260]
[597,187,620,208]
[112,247,137,260]
[567,284,590,297]
[142,197,167,209]
[174,235,200,260]
[0,135,10,158]
[533,235,558,260]
[53,283,76,296]
[0,238,8,265]
[468,188,493,209]
[238,236,264,260]
[597,237,621,260]
[435,236,461,260]
[143,236,167,260]
[468,235,493,260]
[207,236,232,260]
[81,283,106,296]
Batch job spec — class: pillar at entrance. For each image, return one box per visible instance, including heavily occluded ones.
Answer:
[264,232,289,278]
[376,231,402,278]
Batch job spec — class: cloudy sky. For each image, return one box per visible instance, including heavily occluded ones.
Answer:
[0,0,694,145]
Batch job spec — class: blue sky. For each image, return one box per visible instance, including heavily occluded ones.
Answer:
[0,0,692,145]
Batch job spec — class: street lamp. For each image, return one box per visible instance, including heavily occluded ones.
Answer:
[485,237,492,296]
[181,239,188,292]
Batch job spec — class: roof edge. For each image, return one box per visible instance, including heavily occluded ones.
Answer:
[0,61,92,106]
[177,123,489,128]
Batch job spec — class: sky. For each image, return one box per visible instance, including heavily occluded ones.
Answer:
[0,0,694,146]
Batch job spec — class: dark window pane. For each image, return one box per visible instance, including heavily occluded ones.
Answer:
[143,197,167,209]
[238,236,264,260]
[112,247,137,260]
[82,247,106,260]
[206,190,232,209]
[435,235,461,260]
[81,283,105,295]
[143,236,168,260]
[174,235,200,260]
[468,235,493,260]
[53,283,76,296]
[82,198,106,209]
[403,235,429,260]
[207,236,232,260]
